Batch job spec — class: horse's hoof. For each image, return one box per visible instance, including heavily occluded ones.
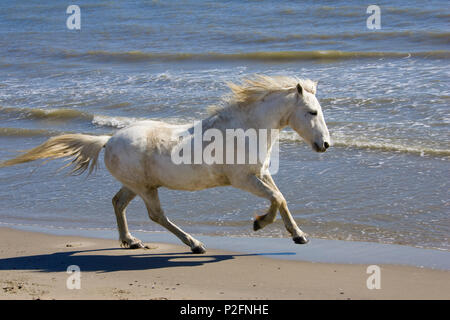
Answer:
[293,235,309,244]
[129,242,147,249]
[191,244,206,254]
[253,220,262,231]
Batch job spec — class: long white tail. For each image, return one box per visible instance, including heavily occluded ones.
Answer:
[0,134,111,175]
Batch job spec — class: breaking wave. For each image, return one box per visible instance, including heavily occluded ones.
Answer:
[60,50,450,63]
[0,106,92,121]
[279,131,450,157]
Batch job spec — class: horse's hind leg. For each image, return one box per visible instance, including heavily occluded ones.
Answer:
[112,186,146,249]
[141,187,206,254]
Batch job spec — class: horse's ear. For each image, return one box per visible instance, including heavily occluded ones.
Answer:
[296,83,303,95]
[314,80,319,91]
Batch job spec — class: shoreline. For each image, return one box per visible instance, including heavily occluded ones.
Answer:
[2,222,450,270]
[0,226,449,300]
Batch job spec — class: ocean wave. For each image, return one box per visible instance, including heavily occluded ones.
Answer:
[0,106,92,121]
[333,139,450,157]
[278,131,450,157]
[0,127,61,137]
[249,31,450,45]
[0,106,152,130]
[60,50,450,63]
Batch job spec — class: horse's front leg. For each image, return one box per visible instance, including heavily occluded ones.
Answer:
[233,174,308,244]
[253,174,283,230]
[141,187,207,254]
[262,174,308,244]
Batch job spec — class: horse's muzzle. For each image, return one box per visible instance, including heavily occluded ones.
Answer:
[313,142,329,152]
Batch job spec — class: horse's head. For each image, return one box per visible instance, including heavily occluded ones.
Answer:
[288,81,330,152]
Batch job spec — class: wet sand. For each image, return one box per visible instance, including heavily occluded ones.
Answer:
[0,227,449,300]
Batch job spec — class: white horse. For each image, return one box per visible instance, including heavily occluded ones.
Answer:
[1,75,330,253]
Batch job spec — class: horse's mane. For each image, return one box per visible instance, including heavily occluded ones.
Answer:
[208,75,317,115]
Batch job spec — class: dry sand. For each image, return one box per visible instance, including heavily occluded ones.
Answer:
[0,227,449,300]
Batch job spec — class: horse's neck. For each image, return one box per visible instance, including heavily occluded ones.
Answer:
[202,93,292,152]
[250,94,293,130]
[206,93,292,131]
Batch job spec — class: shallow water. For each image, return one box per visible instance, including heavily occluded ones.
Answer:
[0,0,449,250]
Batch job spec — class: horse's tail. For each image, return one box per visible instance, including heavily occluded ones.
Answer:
[0,134,111,175]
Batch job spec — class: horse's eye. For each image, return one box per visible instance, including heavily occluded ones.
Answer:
[308,111,318,116]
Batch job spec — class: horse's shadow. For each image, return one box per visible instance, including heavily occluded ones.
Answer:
[0,248,295,273]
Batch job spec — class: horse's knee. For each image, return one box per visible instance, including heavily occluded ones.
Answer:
[266,212,277,223]
[254,206,278,231]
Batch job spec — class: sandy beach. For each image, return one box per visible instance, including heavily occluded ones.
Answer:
[0,227,449,300]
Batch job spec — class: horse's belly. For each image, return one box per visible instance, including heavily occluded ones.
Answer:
[152,158,229,191]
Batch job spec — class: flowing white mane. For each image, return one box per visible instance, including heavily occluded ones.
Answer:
[209,75,317,114]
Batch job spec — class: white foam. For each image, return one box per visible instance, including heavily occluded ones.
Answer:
[92,115,141,128]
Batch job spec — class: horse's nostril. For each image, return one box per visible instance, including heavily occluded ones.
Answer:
[324,142,329,149]
[313,142,319,151]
